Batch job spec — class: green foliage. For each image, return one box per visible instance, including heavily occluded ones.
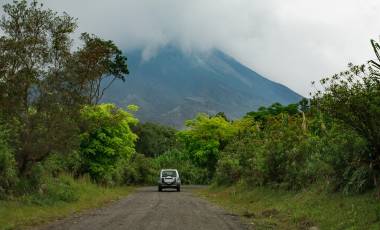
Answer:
[0,125,18,197]
[15,162,48,196]
[216,115,317,189]
[245,102,300,123]
[0,0,129,175]
[127,104,140,112]
[215,109,372,193]
[315,124,371,193]
[25,175,79,205]
[40,151,83,179]
[214,154,241,186]
[178,113,236,178]
[123,153,157,185]
[369,39,380,76]
[212,112,230,121]
[313,62,380,190]
[73,32,129,104]
[79,104,138,185]
[133,122,178,157]
[0,0,79,174]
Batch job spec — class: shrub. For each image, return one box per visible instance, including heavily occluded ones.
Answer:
[216,115,325,190]
[26,175,79,205]
[123,153,157,185]
[317,124,371,193]
[16,162,47,195]
[0,127,18,198]
[214,154,241,185]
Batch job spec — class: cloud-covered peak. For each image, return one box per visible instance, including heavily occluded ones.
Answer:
[2,0,379,96]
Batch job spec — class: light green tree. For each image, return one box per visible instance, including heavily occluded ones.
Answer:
[79,104,138,185]
[178,113,236,177]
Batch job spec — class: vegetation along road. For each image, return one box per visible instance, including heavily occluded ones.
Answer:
[36,186,247,230]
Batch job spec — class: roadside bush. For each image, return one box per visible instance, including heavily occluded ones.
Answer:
[16,162,47,195]
[15,162,80,204]
[317,124,371,193]
[25,175,79,205]
[42,152,80,177]
[216,115,324,190]
[214,109,373,194]
[175,161,209,185]
[214,154,241,185]
[123,153,157,185]
[0,127,18,198]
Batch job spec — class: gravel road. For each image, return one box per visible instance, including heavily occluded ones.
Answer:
[36,186,247,230]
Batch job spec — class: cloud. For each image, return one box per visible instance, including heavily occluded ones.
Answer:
[2,0,380,96]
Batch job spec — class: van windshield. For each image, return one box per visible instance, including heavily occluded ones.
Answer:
[162,170,177,177]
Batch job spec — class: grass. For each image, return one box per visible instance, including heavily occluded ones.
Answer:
[0,176,134,230]
[196,184,380,230]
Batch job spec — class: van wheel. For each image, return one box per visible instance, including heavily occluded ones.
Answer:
[158,186,162,192]
[177,186,180,192]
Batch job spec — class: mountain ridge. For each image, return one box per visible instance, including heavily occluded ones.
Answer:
[102,45,302,127]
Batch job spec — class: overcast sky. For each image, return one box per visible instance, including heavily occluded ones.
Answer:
[2,0,380,96]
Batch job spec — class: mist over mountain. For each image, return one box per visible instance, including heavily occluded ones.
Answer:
[102,46,302,127]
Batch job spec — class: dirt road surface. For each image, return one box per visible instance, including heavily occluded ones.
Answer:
[36,186,247,230]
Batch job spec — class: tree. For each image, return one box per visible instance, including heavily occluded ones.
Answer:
[133,122,178,157]
[0,0,129,173]
[0,0,78,173]
[79,104,138,184]
[0,0,77,117]
[70,33,129,104]
[245,102,299,123]
[212,112,229,121]
[298,98,310,113]
[178,114,236,177]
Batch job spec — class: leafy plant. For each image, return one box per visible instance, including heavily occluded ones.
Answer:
[178,113,236,178]
[79,104,138,185]
[0,125,18,198]
[133,122,178,157]
[313,62,380,189]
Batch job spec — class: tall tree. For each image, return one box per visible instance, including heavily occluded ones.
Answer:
[70,33,129,104]
[0,0,129,173]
